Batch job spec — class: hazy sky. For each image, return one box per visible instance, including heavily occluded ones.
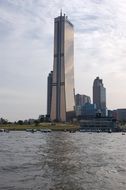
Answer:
[0,0,126,121]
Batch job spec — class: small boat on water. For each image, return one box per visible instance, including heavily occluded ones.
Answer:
[108,129,112,133]
[40,129,52,133]
[97,129,101,133]
[122,132,125,135]
[69,130,76,133]
[0,129,9,133]
[4,129,9,133]
[26,129,37,133]
[0,129,5,132]
[79,129,86,132]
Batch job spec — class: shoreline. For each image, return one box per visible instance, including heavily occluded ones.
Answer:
[0,123,79,131]
[0,123,125,132]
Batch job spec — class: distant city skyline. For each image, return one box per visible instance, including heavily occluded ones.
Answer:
[0,0,126,121]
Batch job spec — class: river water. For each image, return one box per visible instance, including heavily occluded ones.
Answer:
[0,131,126,190]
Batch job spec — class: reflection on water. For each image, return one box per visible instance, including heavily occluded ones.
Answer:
[0,132,126,190]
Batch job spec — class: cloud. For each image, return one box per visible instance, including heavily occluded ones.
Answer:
[0,0,126,121]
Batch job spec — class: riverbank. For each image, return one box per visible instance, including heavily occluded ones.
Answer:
[0,123,126,132]
[0,123,79,131]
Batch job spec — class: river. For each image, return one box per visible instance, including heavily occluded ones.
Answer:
[0,131,126,190]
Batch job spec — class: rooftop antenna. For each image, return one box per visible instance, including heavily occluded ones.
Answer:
[60,9,62,16]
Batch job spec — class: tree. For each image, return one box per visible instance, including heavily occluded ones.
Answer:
[17,120,23,125]
[0,118,8,124]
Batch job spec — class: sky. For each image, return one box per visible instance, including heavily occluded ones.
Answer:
[0,0,126,121]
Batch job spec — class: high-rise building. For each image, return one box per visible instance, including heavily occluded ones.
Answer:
[75,94,91,107]
[50,12,75,121]
[47,71,53,116]
[93,77,106,116]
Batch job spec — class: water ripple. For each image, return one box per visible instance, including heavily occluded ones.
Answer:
[0,132,126,190]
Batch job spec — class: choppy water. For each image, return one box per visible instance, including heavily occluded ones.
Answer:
[0,131,126,190]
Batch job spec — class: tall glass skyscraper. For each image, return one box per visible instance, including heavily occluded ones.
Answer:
[93,77,106,116]
[50,12,75,121]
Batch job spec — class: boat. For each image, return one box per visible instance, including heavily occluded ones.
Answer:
[97,129,101,133]
[79,129,85,132]
[26,129,33,132]
[40,129,52,133]
[0,129,5,132]
[108,129,112,133]
[4,129,9,133]
[26,129,37,133]
[69,130,76,133]
[122,132,125,135]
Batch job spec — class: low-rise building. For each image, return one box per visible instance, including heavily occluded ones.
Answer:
[80,117,117,132]
[76,102,97,118]
[117,109,126,121]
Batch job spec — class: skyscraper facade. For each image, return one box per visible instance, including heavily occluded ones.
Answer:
[50,12,75,121]
[75,94,91,107]
[93,77,106,116]
[47,71,53,116]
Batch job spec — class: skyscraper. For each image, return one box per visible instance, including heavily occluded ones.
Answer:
[75,94,91,107]
[47,71,53,116]
[93,77,106,116]
[50,12,75,121]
